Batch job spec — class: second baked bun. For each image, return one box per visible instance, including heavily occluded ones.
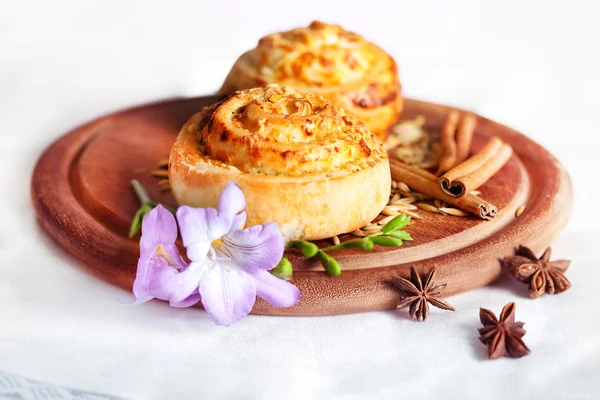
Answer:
[169,85,390,240]
[220,21,403,141]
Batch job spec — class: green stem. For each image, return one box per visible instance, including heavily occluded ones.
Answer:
[287,240,319,257]
[320,244,347,252]
[131,179,152,205]
[316,250,341,276]
[320,238,374,252]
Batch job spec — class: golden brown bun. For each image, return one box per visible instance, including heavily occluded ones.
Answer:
[169,85,391,240]
[220,21,403,141]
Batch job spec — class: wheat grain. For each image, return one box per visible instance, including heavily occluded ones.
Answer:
[393,197,417,205]
[391,121,424,145]
[397,182,411,193]
[416,203,441,213]
[367,226,383,234]
[381,208,400,217]
[395,204,418,212]
[439,207,469,217]
[377,215,396,225]
[364,225,383,234]
[350,172,429,238]
[403,210,422,219]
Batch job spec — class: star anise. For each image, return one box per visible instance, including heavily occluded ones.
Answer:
[502,246,571,299]
[478,302,531,359]
[392,267,455,321]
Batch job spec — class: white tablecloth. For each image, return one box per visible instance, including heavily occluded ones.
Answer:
[1,1,599,399]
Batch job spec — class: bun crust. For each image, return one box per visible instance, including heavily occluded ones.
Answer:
[169,85,391,240]
[220,21,403,140]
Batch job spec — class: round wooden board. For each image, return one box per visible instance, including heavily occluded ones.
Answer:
[31,96,573,316]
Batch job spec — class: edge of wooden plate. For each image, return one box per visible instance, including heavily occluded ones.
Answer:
[31,97,573,316]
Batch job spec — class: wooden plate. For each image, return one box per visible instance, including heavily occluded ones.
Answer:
[31,96,573,316]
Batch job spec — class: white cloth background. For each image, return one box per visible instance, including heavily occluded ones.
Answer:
[1,1,599,399]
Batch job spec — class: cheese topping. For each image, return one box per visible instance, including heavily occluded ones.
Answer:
[194,85,387,177]
[252,21,378,88]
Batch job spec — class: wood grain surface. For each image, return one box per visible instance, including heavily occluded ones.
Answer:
[31,96,573,316]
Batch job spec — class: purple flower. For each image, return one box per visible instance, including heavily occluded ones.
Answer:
[132,205,201,308]
[132,182,301,326]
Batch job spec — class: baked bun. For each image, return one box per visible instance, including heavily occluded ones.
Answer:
[169,85,390,240]
[220,21,402,141]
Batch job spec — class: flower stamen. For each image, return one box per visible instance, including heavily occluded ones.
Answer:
[155,245,178,267]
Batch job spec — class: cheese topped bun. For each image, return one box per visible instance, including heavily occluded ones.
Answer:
[220,21,403,141]
[169,85,390,240]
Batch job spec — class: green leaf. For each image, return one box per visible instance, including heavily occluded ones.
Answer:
[340,238,374,251]
[316,250,341,276]
[289,240,319,257]
[128,204,156,238]
[129,206,147,238]
[271,257,293,281]
[381,214,411,234]
[387,230,413,241]
[368,235,404,247]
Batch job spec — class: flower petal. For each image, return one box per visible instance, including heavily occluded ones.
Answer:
[199,261,256,326]
[177,206,231,252]
[171,291,201,308]
[186,241,211,266]
[139,205,178,253]
[218,181,246,220]
[133,206,186,304]
[148,260,207,307]
[133,243,187,303]
[251,270,301,308]
[221,222,284,274]
[230,211,247,233]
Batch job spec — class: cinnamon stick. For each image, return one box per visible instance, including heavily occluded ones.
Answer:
[436,110,460,175]
[438,137,513,198]
[456,113,476,162]
[390,159,497,220]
